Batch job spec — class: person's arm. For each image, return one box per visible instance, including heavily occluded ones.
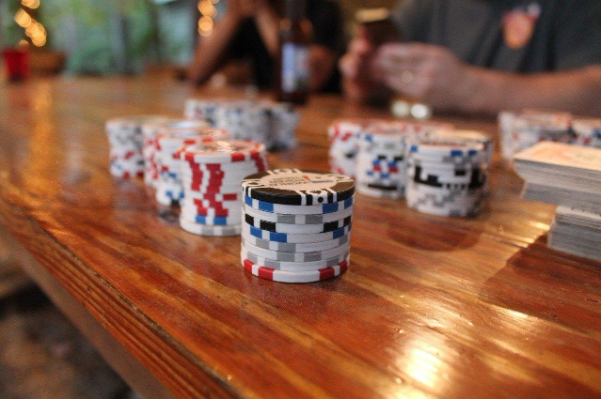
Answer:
[463,65,601,116]
[375,43,601,116]
[187,0,256,86]
[254,2,280,56]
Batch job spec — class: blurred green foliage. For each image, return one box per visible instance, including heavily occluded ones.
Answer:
[1,0,196,75]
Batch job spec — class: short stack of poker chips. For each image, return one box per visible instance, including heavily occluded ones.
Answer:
[106,116,165,179]
[498,110,574,163]
[184,99,299,149]
[572,118,601,148]
[355,124,408,199]
[241,169,354,283]
[406,131,491,217]
[178,139,268,236]
[154,121,229,206]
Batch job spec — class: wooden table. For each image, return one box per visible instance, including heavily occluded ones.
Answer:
[0,77,599,398]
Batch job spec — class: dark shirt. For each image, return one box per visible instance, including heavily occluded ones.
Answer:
[229,0,344,92]
[391,0,601,72]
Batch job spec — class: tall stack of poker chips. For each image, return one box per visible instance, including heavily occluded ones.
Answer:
[178,139,268,236]
[355,124,408,199]
[106,116,165,179]
[185,99,299,149]
[154,121,229,206]
[406,131,490,217]
[241,169,354,283]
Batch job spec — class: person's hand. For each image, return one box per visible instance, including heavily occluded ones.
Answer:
[339,26,385,102]
[374,43,474,110]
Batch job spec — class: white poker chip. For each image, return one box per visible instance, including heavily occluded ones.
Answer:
[242,256,349,283]
[242,221,352,244]
[244,213,351,234]
[241,245,350,272]
[180,216,241,236]
[243,203,353,224]
[180,139,266,164]
[242,239,350,263]
[241,230,351,253]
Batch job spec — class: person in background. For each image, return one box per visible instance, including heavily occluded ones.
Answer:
[187,0,343,92]
[340,0,601,116]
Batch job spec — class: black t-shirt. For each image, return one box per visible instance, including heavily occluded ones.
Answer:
[229,0,344,92]
[391,0,601,72]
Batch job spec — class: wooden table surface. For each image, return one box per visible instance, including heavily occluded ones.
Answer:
[0,77,600,398]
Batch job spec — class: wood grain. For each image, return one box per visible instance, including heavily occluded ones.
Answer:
[0,77,599,398]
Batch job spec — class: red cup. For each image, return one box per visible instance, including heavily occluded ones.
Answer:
[2,48,30,81]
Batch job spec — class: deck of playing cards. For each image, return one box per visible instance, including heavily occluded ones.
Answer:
[514,142,601,261]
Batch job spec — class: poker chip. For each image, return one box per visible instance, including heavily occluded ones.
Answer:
[154,122,229,206]
[179,216,241,236]
[242,239,350,263]
[244,194,354,215]
[244,213,351,234]
[106,115,166,179]
[241,230,351,253]
[178,138,268,237]
[242,169,354,205]
[185,99,299,149]
[243,203,353,224]
[406,130,490,217]
[241,246,350,272]
[242,257,349,283]
[240,168,354,283]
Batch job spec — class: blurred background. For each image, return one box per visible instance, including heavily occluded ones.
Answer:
[0,0,394,77]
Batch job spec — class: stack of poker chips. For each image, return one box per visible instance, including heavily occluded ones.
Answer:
[572,118,601,148]
[406,130,491,217]
[241,169,354,283]
[154,121,229,206]
[178,139,268,236]
[106,116,165,179]
[498,110,574,162]
[355,125,407,199]
[328,119,377,178]
[184,98,223,126]
[184,99,299,149]
[141,117,191,187]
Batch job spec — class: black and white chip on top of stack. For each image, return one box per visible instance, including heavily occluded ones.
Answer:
[241,169,355,283]
[406,130,492,217]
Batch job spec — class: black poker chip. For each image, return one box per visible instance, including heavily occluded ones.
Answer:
[242,169,355,205]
